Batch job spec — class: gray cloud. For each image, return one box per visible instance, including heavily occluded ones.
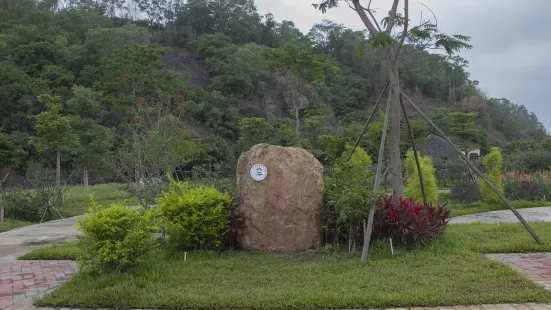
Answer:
[254,0,551,132]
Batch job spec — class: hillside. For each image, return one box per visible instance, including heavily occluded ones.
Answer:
[0,0,548,186]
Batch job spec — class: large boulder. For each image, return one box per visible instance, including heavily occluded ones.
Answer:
[236,144,324,252]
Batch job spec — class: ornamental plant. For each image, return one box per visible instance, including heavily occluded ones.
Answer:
[77,199,157,273]
[156,180,231,250]
[404,151,438,203]
[503,170,551,201]
[479,147,504,202]
[373,195,451,246]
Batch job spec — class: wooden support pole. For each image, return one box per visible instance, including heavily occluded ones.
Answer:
[347,81,390,162]
[400,91,541,244]
[400,96,427,206]
[361,96,392,266]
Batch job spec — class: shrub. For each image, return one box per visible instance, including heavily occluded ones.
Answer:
[373,196,451,246]
[451,182,482,203]
[404,151,438,203]
[5,167,62,222]
[77,200,157,273]
[323,144,375,248]
[503,150,551,173]
[432,158,471,188]
[503,170,551,201]
[479,147,504,202]
[156,180,231,250]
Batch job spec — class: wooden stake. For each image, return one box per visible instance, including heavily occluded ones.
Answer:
[347,81,390,162]
[400,96,427,205]
[361,96,391,266]
[400,91,541,244]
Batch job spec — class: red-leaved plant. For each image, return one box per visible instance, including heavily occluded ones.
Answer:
[373,196,451,246]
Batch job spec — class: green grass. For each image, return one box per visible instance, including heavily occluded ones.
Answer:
[60,183,137,218]
[0,219,31,232]
[19,241,83,260]
[35,223,551,309]
[438,193,551,217]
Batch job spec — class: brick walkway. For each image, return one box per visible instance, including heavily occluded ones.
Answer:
[486,253,551,290]
[0,261,78,309]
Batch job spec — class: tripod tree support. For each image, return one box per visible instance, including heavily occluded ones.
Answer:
[400,90,541,244]
[361,96,392,266]
[400,96,427,206]
[347,81,390,162]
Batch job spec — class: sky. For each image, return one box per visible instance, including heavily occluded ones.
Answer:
[254,0,551,132]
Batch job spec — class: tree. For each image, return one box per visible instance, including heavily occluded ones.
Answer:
[69,117,114,186]
[31,94,79,204]
[314,0,472,198]
[541,138,551,151]
[263,44,337,147]
[236,118,277,155]
[404,150,437,203]
[480,147,504,202]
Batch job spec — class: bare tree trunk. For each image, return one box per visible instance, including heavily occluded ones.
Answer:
[295,106,300,147]
[388,62,403,198]
[83,165,89,187]
[56,149,61,205]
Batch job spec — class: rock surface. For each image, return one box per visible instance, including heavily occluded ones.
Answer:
[236,144,324,252]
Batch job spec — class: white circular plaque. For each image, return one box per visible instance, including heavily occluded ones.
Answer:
[250,164,268,181]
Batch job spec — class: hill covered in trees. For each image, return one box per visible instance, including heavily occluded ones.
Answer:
[0,0,548,186]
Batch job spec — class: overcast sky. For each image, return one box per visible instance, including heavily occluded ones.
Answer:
[255,0,551,132]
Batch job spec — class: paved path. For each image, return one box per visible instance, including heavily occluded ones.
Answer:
[486,253,551,291]
[450,207,551,224]
[0,261,77,309]
[0,217,81,260]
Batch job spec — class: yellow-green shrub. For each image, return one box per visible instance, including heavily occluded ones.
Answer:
[156,180,231,250]
[77,200,157,273]
[479,147,504,202]
[404,151,438,203]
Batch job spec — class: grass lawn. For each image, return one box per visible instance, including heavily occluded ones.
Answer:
[33,222,551,309]
[18,241,82,260]
[60,183,138,218]
[0,219,31,232]
[438,193,551,217]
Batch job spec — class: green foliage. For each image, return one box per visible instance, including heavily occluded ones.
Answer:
[404,151,438,203]
[65,85,102,117]
[479,147,504,202]
[31,95,79,154]
[503,150,551,173]
[0,130,24,169]
[156,180,231,250]
[263,43,337,87]
[541,138,551,151]
[323,144,375,245]
[432,109,486,150]
[77,199,157,273]
[236,117,277,155]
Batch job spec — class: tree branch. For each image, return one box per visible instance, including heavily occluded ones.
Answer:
[385,0,400,33]
[352,0,379,37]
[394,0,409,59]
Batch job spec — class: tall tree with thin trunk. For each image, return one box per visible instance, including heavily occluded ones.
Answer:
[263,43,337,147]
[31,95,79,205]
[314,0,472,198]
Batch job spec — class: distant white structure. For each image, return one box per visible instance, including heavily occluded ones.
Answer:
[463,149,481,161]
